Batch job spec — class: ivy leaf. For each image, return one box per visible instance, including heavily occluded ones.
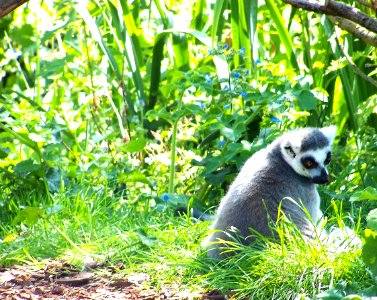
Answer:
[12,207,44,226]
[13,159,41,174]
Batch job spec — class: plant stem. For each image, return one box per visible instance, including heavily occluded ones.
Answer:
[168,119,179,194]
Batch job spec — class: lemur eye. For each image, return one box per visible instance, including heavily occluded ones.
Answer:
[302,157,317,169]
[324,152,331,165]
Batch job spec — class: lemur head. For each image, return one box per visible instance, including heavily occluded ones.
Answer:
[280,126,337,184]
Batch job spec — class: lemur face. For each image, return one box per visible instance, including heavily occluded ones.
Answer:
[287,146,332,184]
[281,126,336,184]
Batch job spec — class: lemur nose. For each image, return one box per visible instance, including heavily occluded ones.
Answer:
[313,169,329,184]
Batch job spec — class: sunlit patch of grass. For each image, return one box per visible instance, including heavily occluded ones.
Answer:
[194,217,373,299]
[0,188,375,298]
[0,187,209,292]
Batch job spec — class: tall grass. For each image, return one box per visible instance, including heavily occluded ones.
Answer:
[195,213,371,299]
[1,188,373,298]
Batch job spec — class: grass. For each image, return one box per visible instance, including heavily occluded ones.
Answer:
[0,187,375,299]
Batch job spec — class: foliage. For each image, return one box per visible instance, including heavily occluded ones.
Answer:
[195,214,372,299]
[0,0,376,298]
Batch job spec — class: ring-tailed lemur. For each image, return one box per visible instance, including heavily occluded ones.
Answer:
[203,126,337,258]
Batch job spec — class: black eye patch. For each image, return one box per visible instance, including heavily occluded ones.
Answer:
[301,157,318,169]
[324,152,331,165]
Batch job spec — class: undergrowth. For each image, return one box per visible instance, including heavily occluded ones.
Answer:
[0,187,375,299]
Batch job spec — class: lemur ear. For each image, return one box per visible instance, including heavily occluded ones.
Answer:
[283,141,298,158]
[321,125,337,144]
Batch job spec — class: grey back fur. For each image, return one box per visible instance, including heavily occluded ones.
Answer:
[203,127,336,258]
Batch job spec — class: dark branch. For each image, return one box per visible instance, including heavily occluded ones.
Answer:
[0,0,29,18]
[281,0,377,34]
[329,16,377,47]
[327,0,377,34]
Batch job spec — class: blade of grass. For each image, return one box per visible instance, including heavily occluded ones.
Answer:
[75,2,121,80]
[211,0,226,45]
[265,0,299,71]
[148,29,212,111]
[230,0,241,67]
[321,17,358,131]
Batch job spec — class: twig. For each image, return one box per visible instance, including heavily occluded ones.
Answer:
[281,0,377,34]
[329,16,377,47]
[334,27,377,88]
[0,0,29,18]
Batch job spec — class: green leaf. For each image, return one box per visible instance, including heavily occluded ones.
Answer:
[11,25,34,48]
[294,90,317,110]
[200,130,221,148]
[123,138,147,153]
[362,228,377,277]
[0,147,10,159]
[317,289,344,300]
[136,229,157,247]
[28,133,45,143]
[183,104,204,116]
[148,28,212,110]
[222,143,243,161]
[146,108,173,123]
[46,168,63,193]
[13,159,41,174]
[205,167,233,186]
[40,58,67,77]
[46,205,64,215]
[118,170,153,186]
[350,186,377,202]
[211,0,226,44]
[159,193,188,206]
[265,0,299,70]
[221,127,236,142]
[12,207,44,226]
[366,208,377,232]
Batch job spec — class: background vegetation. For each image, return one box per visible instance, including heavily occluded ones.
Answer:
[0,0,376,298]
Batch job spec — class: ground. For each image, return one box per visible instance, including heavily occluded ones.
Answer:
[0,260,225,300]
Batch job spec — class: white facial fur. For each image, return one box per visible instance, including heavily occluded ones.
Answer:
[280,126,336,182]
[285,146,332,178]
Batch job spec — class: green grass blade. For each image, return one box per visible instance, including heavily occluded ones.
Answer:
[211,0,226,45]
[321,17,359,131]
[265,0,299,70]
[75,2,121,80]
[244,0,258,65]
[191,0,207,30]
[230,0,240,66]
[148,29,212,110]
[172,33,190,71]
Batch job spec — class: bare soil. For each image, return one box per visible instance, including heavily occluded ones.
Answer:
[0,260,225,299]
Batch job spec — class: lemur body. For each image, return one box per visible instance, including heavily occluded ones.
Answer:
[203,126,337,258]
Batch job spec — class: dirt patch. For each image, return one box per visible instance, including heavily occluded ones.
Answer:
[0,261,225,299]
